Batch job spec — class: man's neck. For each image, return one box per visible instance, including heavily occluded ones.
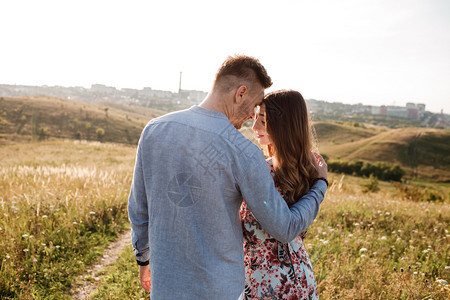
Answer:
[199,94,230,117]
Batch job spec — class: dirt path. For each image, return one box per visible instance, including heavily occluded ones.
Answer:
[69,229,132,300]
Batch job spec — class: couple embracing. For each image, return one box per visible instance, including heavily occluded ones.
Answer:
[128,55,328,299]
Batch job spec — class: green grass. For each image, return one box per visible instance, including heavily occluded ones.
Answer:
[0,140,136,298]
[90,246,149,299]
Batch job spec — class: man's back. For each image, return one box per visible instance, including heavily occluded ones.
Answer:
[129,105,262,299]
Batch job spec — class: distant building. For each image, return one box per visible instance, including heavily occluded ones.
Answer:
[179,89,208,104]
[139,87,173,99]
[90,84,117,95]
[372,102,424,119]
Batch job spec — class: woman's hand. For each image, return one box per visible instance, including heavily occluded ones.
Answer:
[139,265,152,292]
[312,152,328,180]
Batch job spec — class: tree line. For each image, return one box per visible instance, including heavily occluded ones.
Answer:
[326,159,405,182]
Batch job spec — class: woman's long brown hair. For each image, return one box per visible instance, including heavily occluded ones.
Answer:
[263,90,318,206]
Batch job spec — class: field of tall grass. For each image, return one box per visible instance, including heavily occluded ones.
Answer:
[0,140,135,298]
[1,140,449,299]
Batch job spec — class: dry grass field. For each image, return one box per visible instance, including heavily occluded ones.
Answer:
[1,102,449,298]
[1,139,449,299]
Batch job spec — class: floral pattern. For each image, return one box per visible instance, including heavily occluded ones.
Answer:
[240,158,318,299]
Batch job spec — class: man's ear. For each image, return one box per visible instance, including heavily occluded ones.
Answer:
[234,85,247,104]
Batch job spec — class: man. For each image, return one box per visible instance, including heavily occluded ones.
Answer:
[128,55,328,299]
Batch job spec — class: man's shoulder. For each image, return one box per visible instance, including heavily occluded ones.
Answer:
[218,124,262,159]
[149,107,192,123]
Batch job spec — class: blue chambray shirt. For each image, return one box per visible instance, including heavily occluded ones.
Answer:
[128,105,327,300]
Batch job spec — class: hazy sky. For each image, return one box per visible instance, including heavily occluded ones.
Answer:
[1,0,449,113]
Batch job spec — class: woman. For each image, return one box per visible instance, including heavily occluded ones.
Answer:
[240,90,320,299]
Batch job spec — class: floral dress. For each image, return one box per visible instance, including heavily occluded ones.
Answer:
[240,158,319,300]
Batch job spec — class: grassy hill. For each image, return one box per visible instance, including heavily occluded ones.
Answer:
[243,121,449,181]
[0,96,165,145]
[314,121,379,146]
[317,124,450,181]
[2,96,449,181]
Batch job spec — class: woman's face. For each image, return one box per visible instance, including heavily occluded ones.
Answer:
[252,104,272,146]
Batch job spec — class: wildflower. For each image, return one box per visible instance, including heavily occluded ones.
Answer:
[348,233,354,237]
[23,249,29,252]
[89,211,96,215]
[354,223,360,226]
[22,234,28,238]
[380,236,387,240]
[445,266,450,270]
[436,279,448,285]
[361,254,367,258]
[55,245,60,249]
[385,212,390,215]
[42,215,48,218]
[6,255,10,259]
[73,221,78,225]
[33,258,38,263]
[359,248,368,252]
[413,272,418,275]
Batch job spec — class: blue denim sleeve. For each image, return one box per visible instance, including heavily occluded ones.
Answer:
[127,143,150,263]
[238,154,327,243]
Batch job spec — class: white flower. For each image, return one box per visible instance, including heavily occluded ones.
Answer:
[42,215,48,218]
[23,249,29,252]
[385,212,391,215]
[55,245,61,249]
[361,254,367,258]
[73,221,78,225]
[6,255,10,259]
[348,234,354,237]
[380,236,387,240]
[22,234,28,238]
[354,223,360,226]
[436,279,448,285]
[360,248,368,252]
[89,211,96,215]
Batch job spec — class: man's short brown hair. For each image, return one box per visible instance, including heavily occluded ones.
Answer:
[214,55,273,92]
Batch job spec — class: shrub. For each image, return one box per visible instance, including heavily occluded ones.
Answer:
[362,174,380,193]
[328,159,404,182]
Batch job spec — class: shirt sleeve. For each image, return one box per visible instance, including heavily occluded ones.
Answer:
[127,143,150,263]
[237,152,327,243]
